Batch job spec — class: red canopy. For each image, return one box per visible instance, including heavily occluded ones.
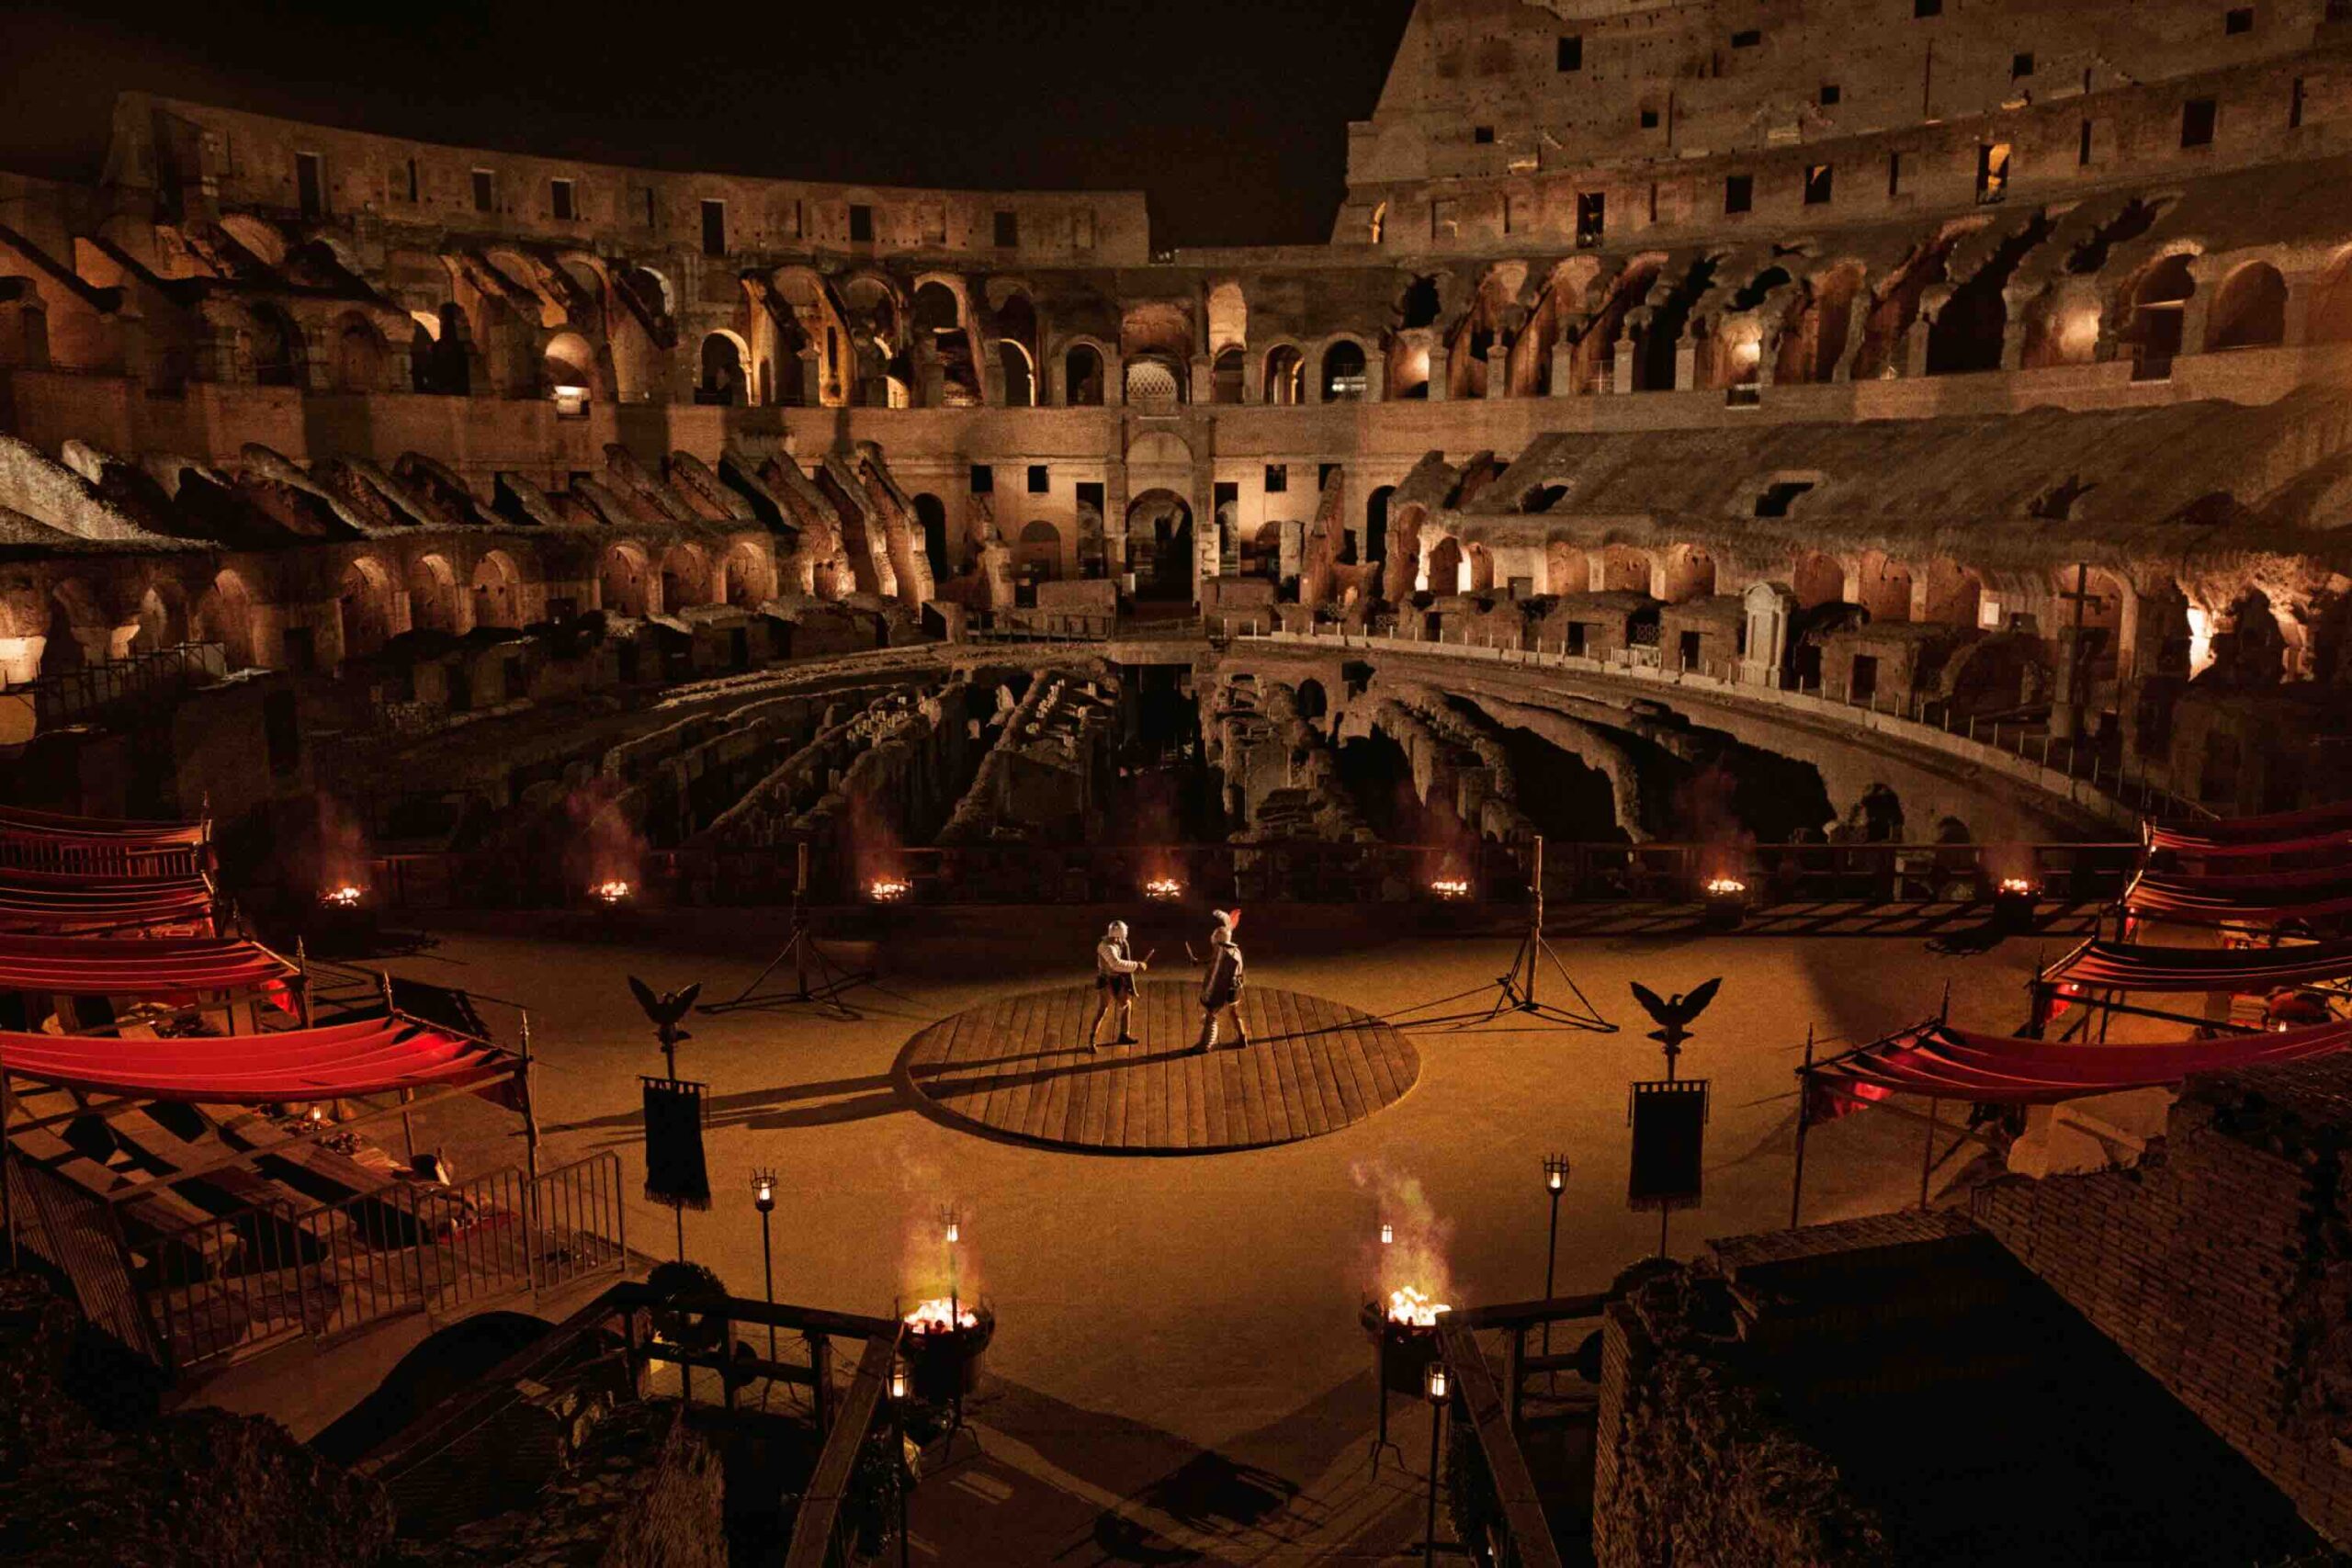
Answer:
[2125,868,2352,926]
[2048,938,2352,994]
[0,805,207,846]
[1810,1016,2352,1113]
[2149,801,2352,856]
[0,935,293,996]
[0,1015,516,1102]
[0,869,214,935]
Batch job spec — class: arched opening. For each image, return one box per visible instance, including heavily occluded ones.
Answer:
[1063,343,1105,406]
[469,551,522,629]
[1295,678,1328,724]
[38,591,88,679]
[601,546,650,618]
[913,493,950,584]
[197,570,258,669]
[1366,486,1395,567]
[1546,539,1590,596]
[1426,536,1464,594]
[913,283,979,406]
[1243,520,1284,581]
[698,333,747,405]
[1600,546,1650,594]
[328,312,385,392]
[2312,249,2352,344]
[1125,491,1194,602]
[250,304,304,388]
[1855,553,1914,622]
[1321,340,1368,402]
[127,584,184,656]
[406,555,460,635]
[1661,546,1715,603]
[1123,355,1183,405]
[1264,345,1305,406]
[421,304,472,394]
[1921,562,1984,629]
[2126,254,2196,379]
[337,558,395,658]
[2204,261,2287,352]
[543,329,597,396]
[661,545,707,612]
[1792,552,1846,610]
[719,544,768,608]
[1211,346,1245,404]
[1398,276,1441,330]
[1466,541,1496,593]
[996,340,1035,407]
[1015,520,1062,596]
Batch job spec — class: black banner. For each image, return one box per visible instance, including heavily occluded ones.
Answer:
[642,1076,711,1211]
[1628,1078,1709,1213]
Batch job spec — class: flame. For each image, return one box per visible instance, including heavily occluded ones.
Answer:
[1144,876,1184,900]
[868,877,911,903]
[1430,878,1471,899]
[1704,876,1747,897]
[593,879,633,905]
[1998,876,2038,896]
[1386,1286,1452,1327]
[322,884,366,908]
[1353,1162,1454,1312]
[904,1297,979,1335]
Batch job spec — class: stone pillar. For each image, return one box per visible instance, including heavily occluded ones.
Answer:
[1241,350,1263,404]
[2179,256,2223,357]
[1363,355,1385,402]
[1189,353,1214,407]
[1550,340,1576,397]
[1485,345,1510,398]
[1902,317,1931,378]
[1673,340,1697,391]
[2281,269,2318,347]
[1426,346,1450,400]
[1613,334,1636,394]
[1740,581,1797,686]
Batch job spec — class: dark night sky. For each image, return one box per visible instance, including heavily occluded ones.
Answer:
[2,1,1419,248]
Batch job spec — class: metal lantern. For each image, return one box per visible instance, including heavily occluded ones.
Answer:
[1425,1360,1450,1404]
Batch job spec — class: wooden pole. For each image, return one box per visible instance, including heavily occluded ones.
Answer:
[1526,835,1545,1007]
[1919,1098,1939,1208]
[295,937,314,1028]
[795,840,811,1000]
[1790,1026,1815,1229]
[519,1011,541,1184]
[2,1070,15,1269]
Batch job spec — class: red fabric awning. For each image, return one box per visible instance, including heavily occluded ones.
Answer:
[0,1015,516,1102]
[0,935,293,996]
[0,869,214,935]
[1810,1016,2352,1111]
[2149,802,2352,856]
[2125,868,2352,926]
[2048,938,2352,994]
[0,805,208,846]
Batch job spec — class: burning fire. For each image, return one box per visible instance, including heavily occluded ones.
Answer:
[593,879,633,905]
[1430,878,1471,900]
[322,884,366,909]
[868,877,911,903]
[1997,876,2038,897]
[1704,876,1747,897]
[1144,876,1183,900]
[904,1297,979,1335]
[1385,1286,1451,1327]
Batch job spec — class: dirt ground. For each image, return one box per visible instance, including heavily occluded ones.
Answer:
[207,901,2054,1563]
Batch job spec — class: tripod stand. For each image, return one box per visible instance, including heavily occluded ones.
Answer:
[700,842,876,1016]
[1386,836,1615,1034]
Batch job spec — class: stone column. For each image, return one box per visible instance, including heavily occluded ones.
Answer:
[1612,334,1636,394]
[1427,345,1450,400]
[1550,340,1576,397]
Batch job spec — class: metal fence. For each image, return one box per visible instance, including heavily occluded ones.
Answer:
[141,1152,628,1374]
[6,1154,160,1364]
[13,641,229,728]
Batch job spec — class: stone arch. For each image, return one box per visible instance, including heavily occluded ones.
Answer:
[1210,345,1246,404]
[2203,260,2287,352]
[1366,485,1396,567]
[718,540,771,608]
[660,543,710,611]
[1017,519,1064,584]
[1205,281,1248,355]
[1599,545,1651,593]
[2122,253,2197,377]
[469,550,524,628]
[38,581,99,678]
[1546,537,1590,595]
[1920,561,1984,629]
[196,570,259,669]
[1855,552,1915,622]
[698,331,749,405]
[1384,503,1430,601]
[249,303,305,387]
[997,338,1036,407]
[1426,536,1465,594]
[1264,343,1306,405]
[419,302,472,394]
[1124,355,1184,405]
[1320,338,1370,402]
[336,557,397,658]
[1125,490,1194,602]
[1791,551,1846,610]
[127,581,188,656]
[327,310,387,392]
[912,493,951,583]
[542,329,598,394]
[1295,677,1329,724]
[1661,544,1715,603]
[1062,340,1107,406]
[406,554,461,634]
[1466,540,1497,593]
[601,544,652,617]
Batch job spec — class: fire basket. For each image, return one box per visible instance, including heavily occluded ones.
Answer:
[902,1298,995,1404]
[1360,1288,1450,1396]
[592,878,634,908]
[321,883,368,911]
[867,876,912,905]
[1993,875,2040,933]
[1701,875,1748,930]
[1143,875,1184,902]
[1429,877,1472,902]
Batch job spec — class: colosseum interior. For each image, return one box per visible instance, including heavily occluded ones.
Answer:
[5,1,2352,1562]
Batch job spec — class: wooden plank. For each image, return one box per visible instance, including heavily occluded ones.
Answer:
[1078,1010,1117,1146]
[1035,990,1082,1143]
[1101,992,1134,1148]
[1262,993,1317,1141]
[1230,1013,1275,1147]
[1433,1318,1566,1568]
[970,996,1027,1134]
[1177,1026,1208,1149]
[783,1329,904,1568]
[1193,1006,1230,1147]
[1347,1012,1401,1112]
[1322,1015,1374,1128]
[1119,989,1158,1149]
[1018,992,1063,1143]
[1284,991,1340,1137]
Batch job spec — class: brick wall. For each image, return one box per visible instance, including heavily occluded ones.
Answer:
[1972,1058,2352,1544]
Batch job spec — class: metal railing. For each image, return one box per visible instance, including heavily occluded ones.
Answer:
[142,1152,627,1374]
[10,641,229,728]
[0,832,206,880]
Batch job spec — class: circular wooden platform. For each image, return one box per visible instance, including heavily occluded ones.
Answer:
[895,980,1419,1154]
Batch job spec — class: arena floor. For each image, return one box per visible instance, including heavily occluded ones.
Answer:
[210,902,2052,1562]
